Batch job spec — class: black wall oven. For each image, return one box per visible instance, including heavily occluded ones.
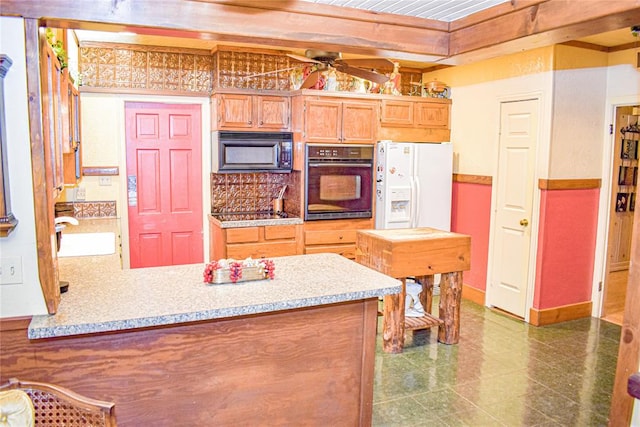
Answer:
[305,144,374,220]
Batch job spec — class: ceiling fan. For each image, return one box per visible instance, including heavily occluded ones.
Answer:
[244,49,395,89]
[287,50,394,89]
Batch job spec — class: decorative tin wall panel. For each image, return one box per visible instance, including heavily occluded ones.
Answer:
[79,44,213,93]
[79,44,420,95]
[211,172,300,217]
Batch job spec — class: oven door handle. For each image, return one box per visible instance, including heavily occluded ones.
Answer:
[308,162,373,168]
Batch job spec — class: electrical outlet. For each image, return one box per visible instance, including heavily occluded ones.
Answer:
[99,176,112,186]
[76,186,86,200]
[0,257,23,285]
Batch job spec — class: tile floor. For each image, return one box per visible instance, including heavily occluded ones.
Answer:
[372,298,621,426]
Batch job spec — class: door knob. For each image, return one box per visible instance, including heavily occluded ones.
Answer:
[520,219,529,227]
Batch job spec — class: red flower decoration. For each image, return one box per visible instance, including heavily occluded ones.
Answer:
[260,259,276,280]
[229,261,243,283]
[203,260,221,283]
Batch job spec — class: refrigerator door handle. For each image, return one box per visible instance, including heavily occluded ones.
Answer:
[413,177,420,228]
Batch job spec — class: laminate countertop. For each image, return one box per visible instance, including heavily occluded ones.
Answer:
[30,222,400,339]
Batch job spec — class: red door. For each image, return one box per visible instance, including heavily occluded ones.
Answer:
[125,102,203,268]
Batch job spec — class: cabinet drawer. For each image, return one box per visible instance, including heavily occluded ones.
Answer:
[305,244,357,260]
[305,229,357,245]
[226,227,260,243]
[227,242,297,259]
[264,225,297,240]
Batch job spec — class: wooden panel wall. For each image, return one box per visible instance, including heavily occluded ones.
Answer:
[1,300,378,426]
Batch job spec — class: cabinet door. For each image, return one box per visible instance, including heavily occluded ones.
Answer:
[380,99,413,127]
[63,83,82,185]
[414,102,449,128]
[256,96,290,130]
[217,94,253,128]
[40,40,64,197]
[304,99,342,143]
[341,100,378,144]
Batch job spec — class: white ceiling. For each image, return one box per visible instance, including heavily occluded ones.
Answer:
[301,0,508,22]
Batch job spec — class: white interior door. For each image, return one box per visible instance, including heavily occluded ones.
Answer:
[488,99,539,317]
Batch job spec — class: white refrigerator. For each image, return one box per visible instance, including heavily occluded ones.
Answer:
[375,140,453,231]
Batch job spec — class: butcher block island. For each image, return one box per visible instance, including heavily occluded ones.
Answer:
[3,253,401,426]
[356,228,471,352]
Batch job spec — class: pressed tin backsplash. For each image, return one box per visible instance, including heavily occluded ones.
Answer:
[55,201,117,219]
[211,171,301,217]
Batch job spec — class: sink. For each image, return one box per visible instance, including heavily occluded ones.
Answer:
[57,232,116,257]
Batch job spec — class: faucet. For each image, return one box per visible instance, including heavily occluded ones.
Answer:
[55,216,79,232]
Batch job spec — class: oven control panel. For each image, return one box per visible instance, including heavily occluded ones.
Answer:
[306,144,374,161]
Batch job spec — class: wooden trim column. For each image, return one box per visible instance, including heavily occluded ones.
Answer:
[24,19,59,314]
[609,192,640,425]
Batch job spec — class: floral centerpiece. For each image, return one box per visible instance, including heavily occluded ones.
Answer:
[203,258,275,284]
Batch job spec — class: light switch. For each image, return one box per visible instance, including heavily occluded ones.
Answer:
[76,186,86,200]
[0,257,23,285]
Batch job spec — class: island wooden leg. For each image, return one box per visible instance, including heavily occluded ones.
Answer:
[438,271,462,344]
[416,275,434,314]
[382,279,406,353]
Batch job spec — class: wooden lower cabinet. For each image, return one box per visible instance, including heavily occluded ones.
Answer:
[209,217,375,261]
[210,218,300,260]
[303,218,374,260]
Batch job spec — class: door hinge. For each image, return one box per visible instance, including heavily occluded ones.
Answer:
[598,281,603,291]
[609,124,613,135]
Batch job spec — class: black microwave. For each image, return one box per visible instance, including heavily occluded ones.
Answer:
[212,131,293,173]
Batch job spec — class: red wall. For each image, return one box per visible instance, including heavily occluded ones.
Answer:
[533,188,600,309]
[451,181,492,292]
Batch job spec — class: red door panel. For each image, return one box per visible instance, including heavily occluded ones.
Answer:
[137,149,161,213]
[172,232,196,265]
[126,102,203,268]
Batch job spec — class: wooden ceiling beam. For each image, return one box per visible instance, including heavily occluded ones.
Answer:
[0,0,449,61]
[449,0,640,58]
[1,0,639,67]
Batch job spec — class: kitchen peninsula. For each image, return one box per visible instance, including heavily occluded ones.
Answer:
[2,251,401,426]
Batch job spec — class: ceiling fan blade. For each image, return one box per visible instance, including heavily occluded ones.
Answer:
[244,66,303,79]
[338,58,395,70]
[300,70,322,89]
[335,65,389,85]
[287,53,323,64]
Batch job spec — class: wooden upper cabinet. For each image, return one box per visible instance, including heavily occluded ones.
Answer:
[216,93,252,128]
[304,98,342,143]
[381,98,450,128]
[40,38,65,198]
[212,92,290,131]
[301,96,378,144]
[380,99,414,127]
[63,82,82,185]
[255,96,290,129]
[379,97,451,142]
[341,101,378,143]
[414,101,449,128]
